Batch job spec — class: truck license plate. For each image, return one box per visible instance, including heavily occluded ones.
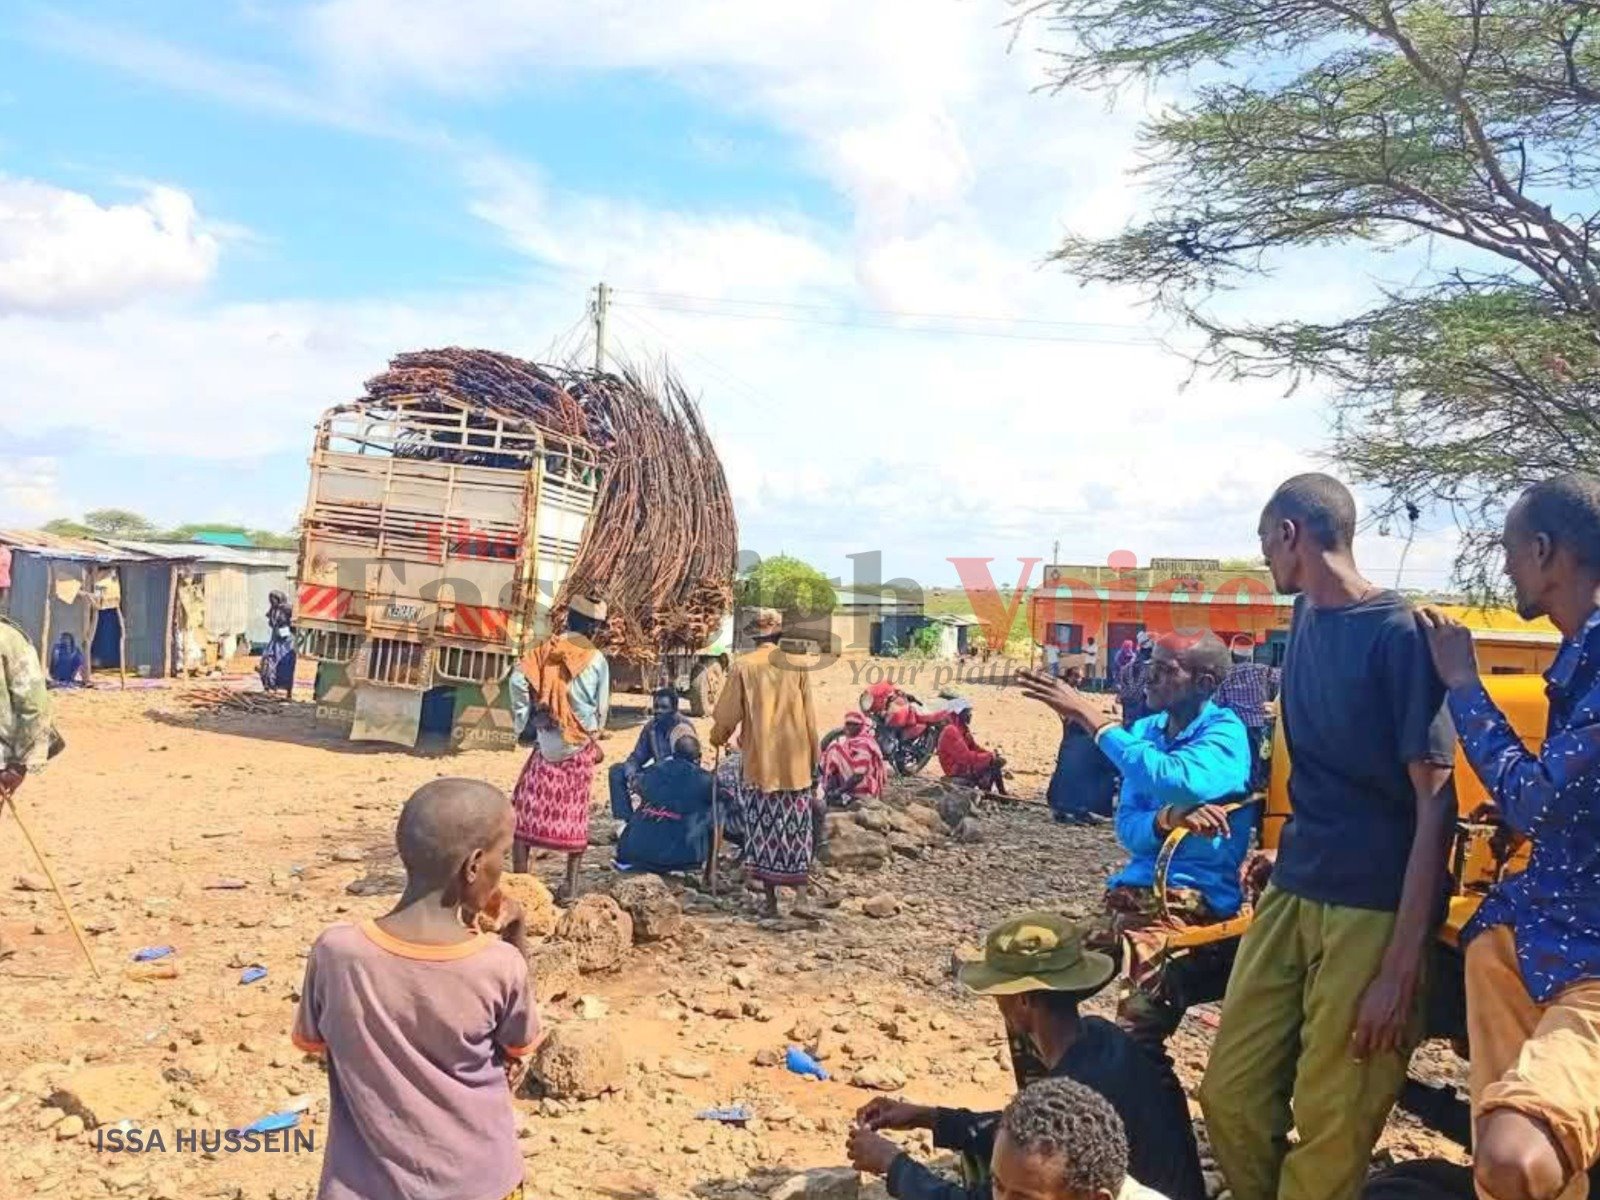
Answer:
[386,603,422,622]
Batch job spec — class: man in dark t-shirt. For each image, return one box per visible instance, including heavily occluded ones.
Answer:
[844,911,1205,1200]
[1200,474,1456,1200]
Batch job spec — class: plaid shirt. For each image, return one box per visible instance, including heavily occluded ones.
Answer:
[1215,661,1277,729]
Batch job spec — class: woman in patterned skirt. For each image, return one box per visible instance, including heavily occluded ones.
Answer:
[709,608,821,919]
[509,596,611,900]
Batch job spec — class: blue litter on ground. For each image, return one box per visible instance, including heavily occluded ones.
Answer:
[697,1105,754,1124]
[239,966,268,985]
[784,1046,829,1080]
[132,946,175,962]
[236,1110,299,1135]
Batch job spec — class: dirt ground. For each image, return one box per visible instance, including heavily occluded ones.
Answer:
[0,655,1466,1200]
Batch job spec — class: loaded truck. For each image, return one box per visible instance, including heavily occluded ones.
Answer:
[293,348,737,748]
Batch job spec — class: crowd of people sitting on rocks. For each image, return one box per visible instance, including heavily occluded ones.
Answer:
[5,470,1600,1200]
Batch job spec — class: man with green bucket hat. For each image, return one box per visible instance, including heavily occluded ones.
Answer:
[846,911,1205,1200]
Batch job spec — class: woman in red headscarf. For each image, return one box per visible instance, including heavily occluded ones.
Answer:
[821,711,887,803]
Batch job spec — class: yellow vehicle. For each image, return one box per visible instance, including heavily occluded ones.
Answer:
[1151,638,1553,1046]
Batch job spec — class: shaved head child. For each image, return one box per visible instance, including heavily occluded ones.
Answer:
[293,778,540,1200]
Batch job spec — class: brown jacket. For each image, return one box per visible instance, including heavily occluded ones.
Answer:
[710,643,819,792]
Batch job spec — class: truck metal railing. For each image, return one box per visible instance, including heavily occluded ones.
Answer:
[351,638,434,689]
[435,645,514,686]
[299,628,363,664]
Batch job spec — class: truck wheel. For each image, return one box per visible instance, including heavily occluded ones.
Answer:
[688,660,727,717]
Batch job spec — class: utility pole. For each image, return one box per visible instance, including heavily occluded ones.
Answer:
[590,281,611,372]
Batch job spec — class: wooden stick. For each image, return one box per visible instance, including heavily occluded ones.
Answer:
[705,746,723,896]
[1,791,100,979]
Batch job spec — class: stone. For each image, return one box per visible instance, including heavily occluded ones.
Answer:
[820,824,890,872]
[495,874,561,940]
[530,1027,625,1100]
[344,871,404,897]
[50,1064,167,1129]
[14,873,50,892]
[935,788,976,829]
[55,1114,84,1139]
[787,1018,822,1049]
[906,804,946,831]
[555,895,633,973]
[852,808,892,834]
[850,1064,908,1091]
[861,894,900,919]
[36,1106,66,1131]
[954,817,984,845]
[84,916,118,935]
[752,1048,782,1068]
[665,1058,710,1080]
[526,941,581,1005]
[577,995,609,1021]
[608,875,683,943]
[769,1168,862,1200]
[330,846,365,863]
[887,834,925,860]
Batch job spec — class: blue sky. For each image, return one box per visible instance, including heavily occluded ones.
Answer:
[0,1,1466,589]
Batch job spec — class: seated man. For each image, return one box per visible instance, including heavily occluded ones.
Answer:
[614,733,714,873]
[1047,658,1118,826]
[1419,474,1600,1200]
[1020,633,1253,1054]
[938,701,1008,796]
[843,912,1205,1200]
[863,679,954,740]
[608,687,695,826]
[821,710,887,805]
[853,1075,1173,1200]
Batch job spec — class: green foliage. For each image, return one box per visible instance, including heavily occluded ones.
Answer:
[162,524,299,549]
[908,624,943,657]
[37,514,298,551]
[738,554,836,615]
[41,518,91,538]
[82,509,158,538]
[1028,0,1600,588]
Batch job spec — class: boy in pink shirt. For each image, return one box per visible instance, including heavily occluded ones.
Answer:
[293,778,539,1200]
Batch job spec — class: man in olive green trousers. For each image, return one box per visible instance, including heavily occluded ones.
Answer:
[1200,475,1457,1200]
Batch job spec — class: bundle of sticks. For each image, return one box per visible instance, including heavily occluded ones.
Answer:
[360,348,738,665]
[177,687,286,715]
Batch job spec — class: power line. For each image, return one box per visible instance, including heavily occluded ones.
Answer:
[614,297,1161,346]
[610,308,784,416]
[611,288,1153,334]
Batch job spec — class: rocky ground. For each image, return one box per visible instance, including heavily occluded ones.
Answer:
[0,657,1465,1200]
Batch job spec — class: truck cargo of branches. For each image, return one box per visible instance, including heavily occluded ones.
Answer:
[293,349,738,749]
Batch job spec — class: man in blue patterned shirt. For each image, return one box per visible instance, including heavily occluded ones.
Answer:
[1421,473,1600,1200]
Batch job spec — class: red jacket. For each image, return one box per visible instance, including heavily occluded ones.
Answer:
[938,722,994,777]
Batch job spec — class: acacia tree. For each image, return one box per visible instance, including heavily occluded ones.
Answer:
[1027,0,1600,586]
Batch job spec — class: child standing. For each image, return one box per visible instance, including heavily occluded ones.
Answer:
[293,778,539,1200]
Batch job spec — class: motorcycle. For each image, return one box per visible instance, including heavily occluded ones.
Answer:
[823,690,960,778]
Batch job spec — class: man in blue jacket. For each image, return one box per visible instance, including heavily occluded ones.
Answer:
[1021,631,1254,1055]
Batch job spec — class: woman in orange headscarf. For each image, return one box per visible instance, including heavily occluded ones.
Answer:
[510,595,611,899]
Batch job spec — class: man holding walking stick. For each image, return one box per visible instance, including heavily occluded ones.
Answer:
[1,616,54,960]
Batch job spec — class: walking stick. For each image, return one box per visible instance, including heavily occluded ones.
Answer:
[1,788,101,979]
[705,746,724,896]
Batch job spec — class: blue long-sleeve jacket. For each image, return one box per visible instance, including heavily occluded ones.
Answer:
[1098,701,1254,916]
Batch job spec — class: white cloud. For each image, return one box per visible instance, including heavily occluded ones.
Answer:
[0,457,62,523]
[11,4,1462,584]
[0,177,220,315]
[462,155,847,298]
